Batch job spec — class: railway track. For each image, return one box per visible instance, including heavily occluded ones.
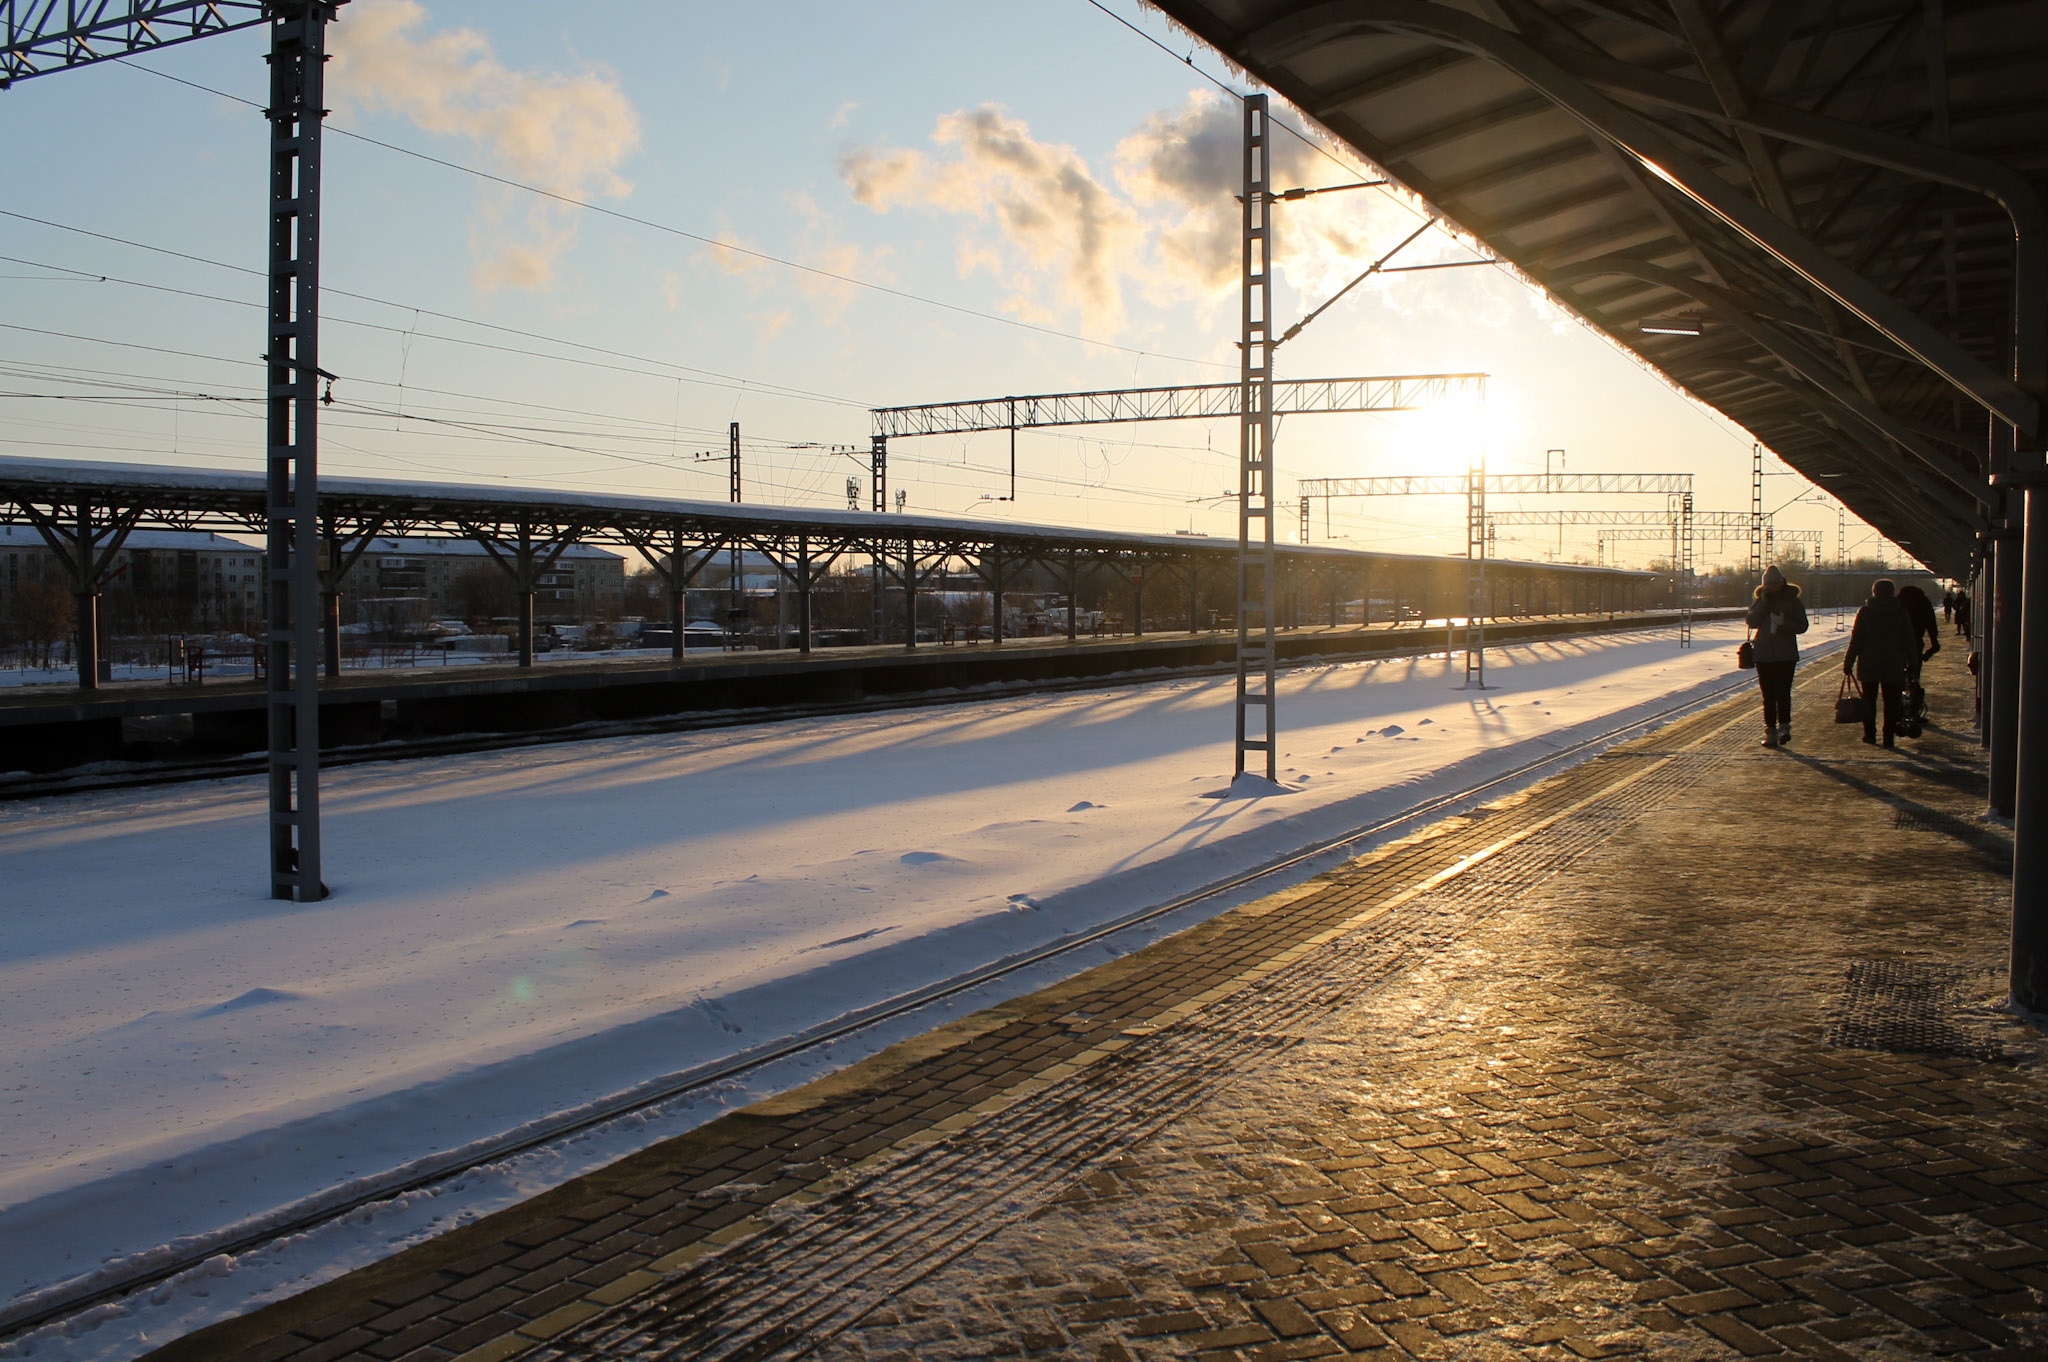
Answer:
[0,613,1732,802]
[0,629,1819,1344]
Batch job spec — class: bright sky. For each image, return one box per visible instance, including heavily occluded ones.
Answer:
[0,0,1888,569]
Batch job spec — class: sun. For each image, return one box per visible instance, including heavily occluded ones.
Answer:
[1400,395,1494,478]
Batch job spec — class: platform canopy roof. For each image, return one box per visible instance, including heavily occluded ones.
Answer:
[0,456,1647,580]
[1147,0,2048,577]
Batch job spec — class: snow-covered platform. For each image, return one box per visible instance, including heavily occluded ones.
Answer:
[2,620,1859,1355]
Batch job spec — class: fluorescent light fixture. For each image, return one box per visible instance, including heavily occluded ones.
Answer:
[1640,322,1702,336]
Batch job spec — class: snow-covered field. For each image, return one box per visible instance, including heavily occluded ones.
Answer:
[1,620,1800,1356]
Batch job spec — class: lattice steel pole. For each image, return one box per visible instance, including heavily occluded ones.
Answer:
[1465,446,1487,688]
[868,435,887,644]
[1679,491,1696,647]
[1749,443,1765,578]
[728,421,742,627]
[265,2,336,902]
[1236,94,1277,780]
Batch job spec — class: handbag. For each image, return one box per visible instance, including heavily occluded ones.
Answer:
[1736,634,1755,670]
[1834,674,1870,724]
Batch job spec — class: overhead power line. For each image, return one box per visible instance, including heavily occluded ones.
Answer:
[1079,0,1358,179]
[119,60,1237,375]
[0,216,867,410]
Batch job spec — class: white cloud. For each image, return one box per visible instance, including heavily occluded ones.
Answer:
[839,91,1469,335]
[329,0,640,294]
[841,106,1145,334]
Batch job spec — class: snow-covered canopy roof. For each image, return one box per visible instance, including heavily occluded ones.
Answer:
[0,456,1651,580]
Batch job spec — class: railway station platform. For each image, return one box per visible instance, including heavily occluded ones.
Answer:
[1,609,1729,776]
[148,643,2041,1362]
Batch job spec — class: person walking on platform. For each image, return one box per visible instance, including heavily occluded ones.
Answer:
[1942,588,1955,626]
[1844,578,1916,748]
[1898,583,1940,737]
[1954,588,1972,640]
[1745,564,1807,747]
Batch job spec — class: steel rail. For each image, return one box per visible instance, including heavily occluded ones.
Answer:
[0,611,1736,802]
[0,619,1808,1340]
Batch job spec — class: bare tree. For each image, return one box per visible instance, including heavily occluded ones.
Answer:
[12,580,74,670]
[449,566,515,622]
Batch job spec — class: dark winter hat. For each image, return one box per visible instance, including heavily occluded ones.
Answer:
[1762,565,1786,588]
[1872,578,1896,599]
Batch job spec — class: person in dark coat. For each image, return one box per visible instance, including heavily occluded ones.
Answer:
[1954,588,1972,640]
[1942,588,1955,625]
[1897,583,1940,736]
[1843,578,1917,747]
[1899,583,1940,672]
[1744,564,1808,746]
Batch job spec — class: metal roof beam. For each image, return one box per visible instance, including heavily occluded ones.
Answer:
[1531,34,2045,413]
[1246,2,2041,436]
[1550,255,1990,509]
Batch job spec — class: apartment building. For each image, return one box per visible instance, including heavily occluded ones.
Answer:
[0,526,267,628]
[334,536,626,623]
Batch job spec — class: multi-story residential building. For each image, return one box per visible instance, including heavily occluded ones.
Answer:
[3,528,626,638]
[1,526,267,631]
[334,536,625,624]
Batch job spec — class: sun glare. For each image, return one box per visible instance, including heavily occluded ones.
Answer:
[1402,398,1492,478]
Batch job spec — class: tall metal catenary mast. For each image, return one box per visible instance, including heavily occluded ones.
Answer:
[0,0,341,902]
[1750,443,1765,577]
[1237,94,1277,781]
[1465,446,1486,687]
[264,2,335,902]
[1678,491,1696,647]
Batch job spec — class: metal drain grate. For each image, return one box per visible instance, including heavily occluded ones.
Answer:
[1891,806,1985,839]
[1826,959,2004,1061]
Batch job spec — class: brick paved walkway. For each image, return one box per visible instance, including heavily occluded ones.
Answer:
[155,645,2042,1362]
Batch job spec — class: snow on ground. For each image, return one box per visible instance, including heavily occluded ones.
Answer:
[1,620,1799,1349]
[0,663,170,689]
[0,644,732,689]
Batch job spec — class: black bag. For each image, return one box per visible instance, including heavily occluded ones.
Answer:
[1736,638,1755,670]
[1835,674,1870,725]
[1900,682,1927,738]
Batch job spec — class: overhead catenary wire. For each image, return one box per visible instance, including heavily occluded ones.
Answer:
[117,61,1238,376]
[0,372,1231,515]
[0,235,869,410]
[0,223,1275,515]
[1079,0,1369,184]
[0,365,1239,495]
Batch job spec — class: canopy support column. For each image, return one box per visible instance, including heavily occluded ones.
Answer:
[2012,482,2048,1008]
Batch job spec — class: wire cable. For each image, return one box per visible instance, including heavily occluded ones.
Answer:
[118,61,1237,375]
[0,230,868,409]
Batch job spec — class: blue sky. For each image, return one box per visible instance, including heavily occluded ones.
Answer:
[0,0,1879,567]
